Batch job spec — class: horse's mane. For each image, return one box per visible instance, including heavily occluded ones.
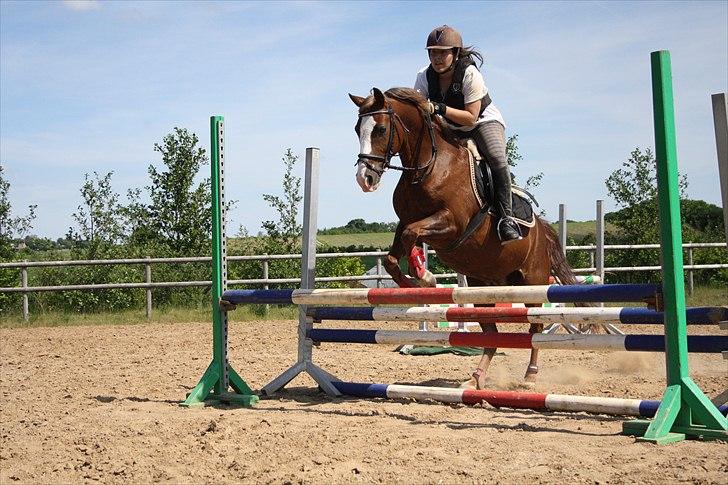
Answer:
[383,87,459,146]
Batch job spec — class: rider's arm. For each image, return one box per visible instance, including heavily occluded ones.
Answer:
[438,65,484,126]
[440,100,481,126]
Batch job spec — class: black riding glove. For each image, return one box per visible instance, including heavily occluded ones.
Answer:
[429,101,447,117]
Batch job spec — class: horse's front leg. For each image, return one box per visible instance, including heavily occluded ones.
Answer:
[384,211,457,288]
[383,222,414,288]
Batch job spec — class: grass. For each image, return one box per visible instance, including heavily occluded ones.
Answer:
[318,232,394,250]
[686,286,728,307]
[316,221,619,250]
[0,304,298,329]
[560,221,619,240]
[2,286,724,330]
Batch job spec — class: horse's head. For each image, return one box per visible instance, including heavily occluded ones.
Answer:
[349,87,397,192]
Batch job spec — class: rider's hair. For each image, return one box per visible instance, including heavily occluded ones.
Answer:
[458,46,484,67]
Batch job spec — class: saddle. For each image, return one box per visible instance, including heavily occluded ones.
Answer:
[446,140,537,251]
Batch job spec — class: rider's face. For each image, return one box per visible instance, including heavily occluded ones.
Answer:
[429,49,455,73]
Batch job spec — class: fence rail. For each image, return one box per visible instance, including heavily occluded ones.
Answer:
[2,239,726,321]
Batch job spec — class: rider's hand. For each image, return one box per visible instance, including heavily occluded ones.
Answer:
[428,101,447,117]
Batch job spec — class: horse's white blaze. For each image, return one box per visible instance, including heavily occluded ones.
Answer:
[358,116,375,155]
[356,117,382,192]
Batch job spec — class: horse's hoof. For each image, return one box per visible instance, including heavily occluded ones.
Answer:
[459,377,477,390]
[417,270,437,288]
[524,365,538,383]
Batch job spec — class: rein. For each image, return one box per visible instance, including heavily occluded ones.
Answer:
[356,102,438,184]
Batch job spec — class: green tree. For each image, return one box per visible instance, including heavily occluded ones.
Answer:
[261,149,302,256]
[127,128,212,255]
[605,147,687,241]
[0,165,36,313]
[68,171,124,255]
[0,165,36,259]
[604,147,693,283]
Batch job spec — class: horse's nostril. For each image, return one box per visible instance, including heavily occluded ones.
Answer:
[366,175,374,186]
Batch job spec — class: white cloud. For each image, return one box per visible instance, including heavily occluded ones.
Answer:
[62,0,100,12]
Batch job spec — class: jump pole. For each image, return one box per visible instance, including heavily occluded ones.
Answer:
[181,116,258,407]
[621,51,728,442]
[306,329,728,353]
[332,382,728,418]
[308,305,728,326]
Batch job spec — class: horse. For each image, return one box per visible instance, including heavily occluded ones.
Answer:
[349,87,583,388]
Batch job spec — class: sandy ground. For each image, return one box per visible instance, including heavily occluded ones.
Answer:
[1,317,726,484]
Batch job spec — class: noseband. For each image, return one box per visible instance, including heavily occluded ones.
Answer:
[356,102,438,184]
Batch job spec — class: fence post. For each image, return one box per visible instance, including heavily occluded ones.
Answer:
[687,245,694,296]
[376,257,383,288]
[595,200,605,285]
[21,261,28,321]
[263,254,269,316]
[558,203,567,256]
[145,257,152,319]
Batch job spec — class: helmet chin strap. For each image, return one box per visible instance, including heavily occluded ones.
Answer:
[440,48,459,73]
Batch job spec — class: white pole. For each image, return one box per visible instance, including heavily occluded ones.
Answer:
[711,93,728,243]
[558,203,567,256]
[596,200,605,285]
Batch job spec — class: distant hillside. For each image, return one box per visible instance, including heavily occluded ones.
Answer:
[317,220,618,251]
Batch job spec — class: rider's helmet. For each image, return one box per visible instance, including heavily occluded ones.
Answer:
[426,25,463,50]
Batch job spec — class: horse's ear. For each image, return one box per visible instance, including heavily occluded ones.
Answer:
[349,93,366,107]
[372,87,385,108]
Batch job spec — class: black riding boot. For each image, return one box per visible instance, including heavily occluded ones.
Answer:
[490,165,522,245]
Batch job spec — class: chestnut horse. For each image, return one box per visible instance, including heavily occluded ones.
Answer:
[349,87,582,388]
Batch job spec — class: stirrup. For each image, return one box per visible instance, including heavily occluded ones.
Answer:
[497,217,523,245]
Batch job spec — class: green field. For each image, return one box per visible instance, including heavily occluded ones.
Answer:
[317,221,618,250]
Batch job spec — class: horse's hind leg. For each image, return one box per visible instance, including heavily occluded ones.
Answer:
[525,317,543,382]
[508,268,545,382]
[460,318,498,390]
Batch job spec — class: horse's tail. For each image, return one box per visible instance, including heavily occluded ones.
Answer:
[539,217,595,309]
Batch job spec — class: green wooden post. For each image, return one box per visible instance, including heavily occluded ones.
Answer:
[621,51,727,442]
[181,116,258,407]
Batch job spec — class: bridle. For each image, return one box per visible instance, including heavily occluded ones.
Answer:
[356,101,438,184]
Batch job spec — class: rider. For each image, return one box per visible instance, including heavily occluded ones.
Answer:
[414,25,522,245]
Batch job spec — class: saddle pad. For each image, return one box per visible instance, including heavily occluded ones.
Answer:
[511,191,535,228]
[467,150,535,228]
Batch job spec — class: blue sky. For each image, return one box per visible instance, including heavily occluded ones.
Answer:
[1,0,727,239]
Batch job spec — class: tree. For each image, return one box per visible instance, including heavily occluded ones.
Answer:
[0,165,36,258]
[126,128,212,255]
[604,147,694,283]
[68,171,124,254]
[261,149,303,255]
[605,147,688,242]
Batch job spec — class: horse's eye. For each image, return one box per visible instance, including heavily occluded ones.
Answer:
[374,125,387,136]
